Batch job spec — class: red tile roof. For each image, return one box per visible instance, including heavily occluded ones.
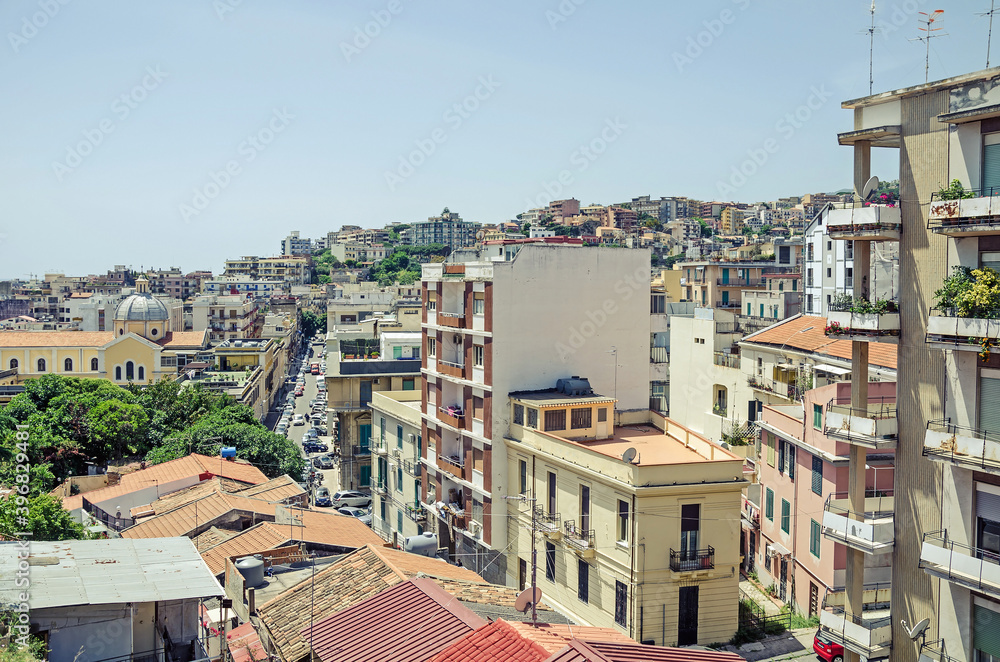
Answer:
[156,330,209,348]
[429,620,552,662]
[302,578,487,662]
[0,331,115,347]
[741,315,896,370]
[227,622,268,662]
[199,522,291,575]
[554,640,746,662]
[505,623,634,653]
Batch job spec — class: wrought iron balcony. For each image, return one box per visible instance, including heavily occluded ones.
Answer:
[563,519,596,557]
[669,546,715,572]
[533,505,561,537]
[920,530,1000,599]
[352,444,371,457]
[822,492,894,554]
[924,419,1000,476]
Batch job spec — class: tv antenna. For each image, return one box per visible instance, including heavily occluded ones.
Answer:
[861,1,884,95]
[910,10,947,83]
[979,1,999,67]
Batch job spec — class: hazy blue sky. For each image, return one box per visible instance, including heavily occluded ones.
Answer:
[0,1,990,277]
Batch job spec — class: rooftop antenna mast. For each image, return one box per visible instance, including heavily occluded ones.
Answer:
[910,10,947,83]
[979,1,999,67]
[865,1,880,95]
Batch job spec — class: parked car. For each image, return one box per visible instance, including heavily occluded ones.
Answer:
[315,455,334,470]
[337,506,372,526]
[292,414,305,426]
[330,490,371,509]
[314,487,331,507]
[294,390,304,398]
[813,631,844,662]
[302,441,320,454]
[312,426,328,436]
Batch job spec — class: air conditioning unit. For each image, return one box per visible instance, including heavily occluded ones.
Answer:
[407,434,416,444]
[469,520,481,536]
[392,449,401,459]
[765,544,774,558]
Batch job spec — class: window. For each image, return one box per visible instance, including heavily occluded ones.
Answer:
[826,268,832,278]
[598,408,607,422]
[681,504,700,556]
[845,267,854,287]
[571,408,592,429]
[812,455,823,496]
[618,499,629,543]
[787,445,795,481]
[810,520,821,558]
[547,472,556,514]
[427,293,437,311]
[381,417,386,443]
[427,338,436,356]
[8,359,17,370]
[138,366,145,381]
[766,433,775,467]
[845,241,854,260]
[473,345,484,367]
[580,485,591,531]
[519,460,527,495]
[781,499,791,533]
[765,488,774,520]
[64,358,73,372]
[125,361,134,381]
[545,542,556,581]
[514,404,524,425]
[577,559,589,603]
[115,366,122,380]
[813,404,822,430]
[778,439,786,475]
[402,378,415,391]
[807,294,814,313]
[827,241,832,251]
[398,510,403,532]
[527,408,538,428]
[397,424,403,448]
[37,358,45,372]
[90,357,98,371]
[545,409,566,431]
[615,581,628,627]
[473,296,485,315]
[473,396,484,420]
[397,466,403,491]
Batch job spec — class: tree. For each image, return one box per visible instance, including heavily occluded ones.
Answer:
[696,218,714,237]
[0,493,86,541]
[301,310,326,337]
[86,401,150,463]
[317,274,331,285]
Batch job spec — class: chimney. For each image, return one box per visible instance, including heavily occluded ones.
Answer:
[248,587,256,615]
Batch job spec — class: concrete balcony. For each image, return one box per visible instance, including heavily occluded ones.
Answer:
[929,189,1000,236]
[437,311,465,328]
[822,492,894,554]
[716,278,766,287]
[826,204,901,241]
[436,453,466,481]
[824,398,898,449]
[920,530,1000,599]
[437,359,465,379]
[819,585,892,660]
[924,419,1000,476]
[374,442,389,456]
[826,309,900,344]
[926,314,1000,351]
[563,520,596,558]
[437,406,466,430]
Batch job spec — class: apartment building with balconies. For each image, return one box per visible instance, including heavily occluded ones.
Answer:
[742,273,802,321]
[222,255,308,286]
[676,260,772,310]
[190,293,263,342]
[419,245,650,587]
[505,394,746,646]
[369,389,425,547]
[647,294,694,416]
[281,231,313,256]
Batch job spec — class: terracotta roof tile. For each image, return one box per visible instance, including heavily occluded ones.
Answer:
[567,640,746,662]
[156,330,209,348]
[0,331,115,347]
[191,526,241,549]
[200,522,291,575]
[505,623,635,654]
[741,315,896,370]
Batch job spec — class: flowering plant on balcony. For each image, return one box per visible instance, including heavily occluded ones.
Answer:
[830,293,899,315]
[934,267,1000,319]
[825,321,849,336]
[936,179,975,201]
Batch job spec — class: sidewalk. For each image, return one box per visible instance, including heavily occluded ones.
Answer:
[719,627,816,661]
[740,578,783,616]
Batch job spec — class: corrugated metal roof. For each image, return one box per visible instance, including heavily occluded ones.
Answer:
[302,578,487,662]
[561,640,747,662]
[0,538,223,610]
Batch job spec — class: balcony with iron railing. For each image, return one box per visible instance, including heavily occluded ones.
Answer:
[437,452,466,480]
[437,310,466,328]
[437,358,465,379]
[405,503,426,522]
[352,444,371,457]
[924,419,1000,476]
[822,491,895,554]
[826,203,901,242]
[826,298,901,344]
[714,300,741,309]
[819,583,893,660]
[716,277,766,287]
[403,458,422,477]
[920,530,1000,599]
[563,519,596,557]
[747,375,802,402]
[533,505,561,538]
[824,397,897,449]
[928,187,1000,236]
[669,546,714,572]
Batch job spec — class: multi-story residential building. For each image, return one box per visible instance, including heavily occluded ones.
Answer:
[281,231,313,256]
[203,275,284,298]
[419,245,650,587]
[370,389,425,547]
[755,382,895,621]
[223,255,309,286]
[648,294,695,416]
[742,273,802,321]
[675,259,772,310]
[628,195,670,224]
[403,210,480,248]
[262,312,299,365]
[209,336,285,418]
[190,293,263,342]
[328,227,390,247]
[506,395,745,645]
[607,206,638,232]
[547,198,581,220]
[720,207,743,235]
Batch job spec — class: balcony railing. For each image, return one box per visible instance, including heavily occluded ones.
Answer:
[713,352,740,369]
[438,405,466,429]
[716,278,766,287]
[405,503,426,522]
[437,453,465,480]
[715,300,741,309]
[928,187,1000,235]
[352,445,371,457]
[437,311,466,328]
[826,304,901,343]
[819,602,892,659]
[563,520,596,557]
[650,346,669,364]
[926,311,1000,350]
[437,359,465,379]
[920,530,1000,598]
[669,546,715,572]
[372,482,388,496]
[746,375,801,401]
[533,505,561,536]
[826,204,902,241]
[822,492,895,554]
[924,419,1000,476]
[824,397,898,449]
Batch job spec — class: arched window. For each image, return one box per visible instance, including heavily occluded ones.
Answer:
[37,358,46,372]
[115,366,122,381]
[64,358,73,372]
[126,361,134,381]
[138,366,145,381]
[8,358,17,370]
[91,358,99,371]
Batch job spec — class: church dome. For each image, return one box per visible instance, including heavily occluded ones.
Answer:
[114,294,169,322]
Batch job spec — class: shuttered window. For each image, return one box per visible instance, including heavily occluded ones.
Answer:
[781,499,791,533]
[975,603,1000,658]
[980,373,1000,436]
[810,519,821,558]
[765,488,774,520]
[812,455,823,496]
[984,134,1000,191]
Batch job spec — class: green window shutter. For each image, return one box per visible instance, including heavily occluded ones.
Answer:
[398,510,403,532]
[979,375,1000,435]
[781,499,790,533]
[766,488,774,520]
[360,464,371,487]
[393,346,402,359]
[813,404,822,429]
[984,141,1000,191]
[975,604,1000,657]
[397,467,403,490]
[810,520,821,557]
[812,455,823,496]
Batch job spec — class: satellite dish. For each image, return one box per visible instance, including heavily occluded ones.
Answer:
[476,230,486,241]
[720,441,731,450]
[514,587,542,613]
[621,448,637,464]
[902,617,931,641]
[861,175,880,202]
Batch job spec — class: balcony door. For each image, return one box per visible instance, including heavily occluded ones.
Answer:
[678,586,699,646]
[680,504,700,566]
[979,372,1000,437]
[983,133,1000,192]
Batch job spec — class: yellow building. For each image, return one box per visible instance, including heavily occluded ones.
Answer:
[505,390,746,647]
[0,277,208,385]
[720,207,743,235]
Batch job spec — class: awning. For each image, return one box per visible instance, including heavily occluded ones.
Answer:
[776,363,797,371]
[814,363,851,376]
[770,542,791,557]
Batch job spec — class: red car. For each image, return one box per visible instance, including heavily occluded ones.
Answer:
[813,631,844,662]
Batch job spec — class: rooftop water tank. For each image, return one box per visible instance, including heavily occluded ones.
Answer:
[556,377,593,396]
[235,555,265,587]
[221,447,237,459]
[403,532,439,558]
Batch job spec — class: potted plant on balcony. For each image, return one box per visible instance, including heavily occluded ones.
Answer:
[931,266,1000,358]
